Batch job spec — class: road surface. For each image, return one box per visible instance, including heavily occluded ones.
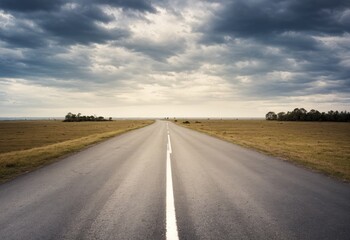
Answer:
[0,121,349,239]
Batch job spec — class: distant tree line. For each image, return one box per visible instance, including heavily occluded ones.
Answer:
[64,112,112,122]
[266,108,350,122]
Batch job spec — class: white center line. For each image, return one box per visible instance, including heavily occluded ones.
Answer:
[166,131,179,240]
[167,135,172,154]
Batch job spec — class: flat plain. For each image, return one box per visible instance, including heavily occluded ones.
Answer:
[176,120,350,181]
[0,120,154,183]
[1,121,349,239]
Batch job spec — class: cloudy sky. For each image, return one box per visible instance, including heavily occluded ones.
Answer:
[1,0,349,118]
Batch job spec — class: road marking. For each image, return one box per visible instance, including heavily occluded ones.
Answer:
[167,135,172,154]
[166,133,179,240]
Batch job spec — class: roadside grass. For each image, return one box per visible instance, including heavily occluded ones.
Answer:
[175,120,350,181]
[0,120,153,183]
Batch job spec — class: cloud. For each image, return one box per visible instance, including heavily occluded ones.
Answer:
[0,5,130,48]
[0,0,162,48]
[0,0,65,12]
[121,7,190,61]
[39,6,129,45]
[204,0,350,40]
[91,0,157,13]
[0,0,158,13]
[195,0,350,101]
[0,0,349,117]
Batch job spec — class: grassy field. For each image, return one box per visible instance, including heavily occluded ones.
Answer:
[176,120,350,181]
[0,120,154,183]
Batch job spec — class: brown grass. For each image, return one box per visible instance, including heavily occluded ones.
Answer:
[176,120,350,181]
[0,120,154,183]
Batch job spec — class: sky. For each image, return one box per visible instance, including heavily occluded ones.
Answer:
[1,0,349,118]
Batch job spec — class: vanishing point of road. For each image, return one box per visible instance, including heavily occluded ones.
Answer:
[0,121,349,239]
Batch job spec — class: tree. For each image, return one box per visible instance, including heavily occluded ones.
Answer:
[277,112,286,121]
[266,108,350,122]
[307,109,321,121]
[266,111,277,120]
[65,112,73,121]
[63,112,109,122]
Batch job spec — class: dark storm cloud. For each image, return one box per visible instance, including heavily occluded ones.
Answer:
[0,20,48,48]
[89,0,157,13]
[0,46,90,80]
[0,0,157,13]
[0,0,161,48]
[197,0,350,99]
[0,4,129,47]
[0,0,161,85]
[205,0,350,40]
[37,5,129,45]
[0,0,66,12]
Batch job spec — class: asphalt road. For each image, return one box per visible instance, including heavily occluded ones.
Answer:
[0,121,349,239]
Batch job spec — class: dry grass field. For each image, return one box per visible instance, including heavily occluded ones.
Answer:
[0,120,154,183]
[176,120,350,181]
